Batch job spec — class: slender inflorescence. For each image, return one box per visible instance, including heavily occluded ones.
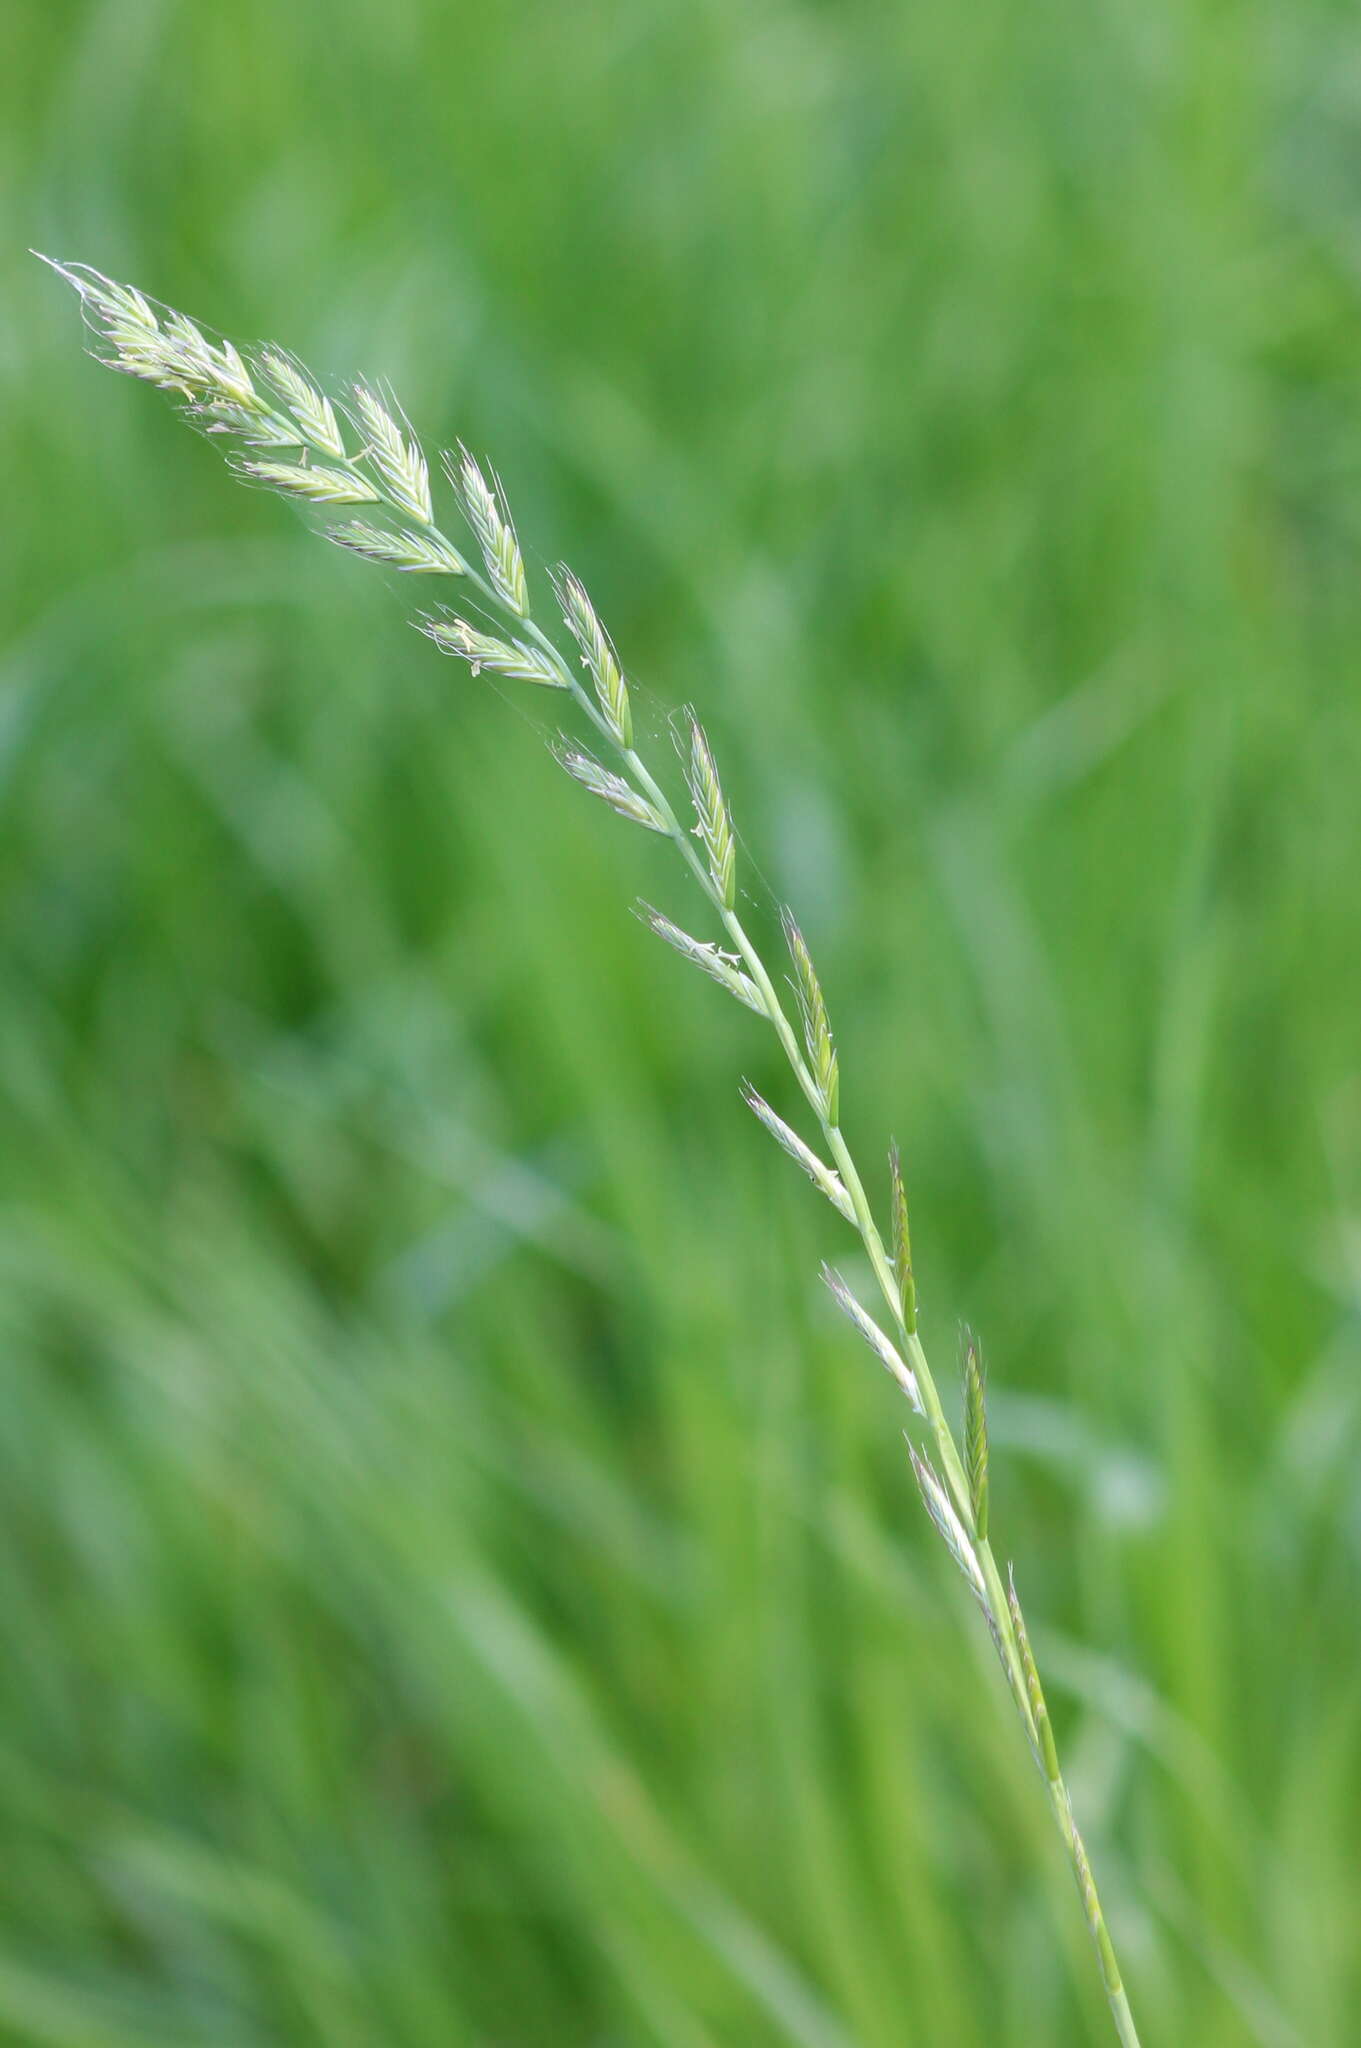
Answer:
[40,254,1142,2047]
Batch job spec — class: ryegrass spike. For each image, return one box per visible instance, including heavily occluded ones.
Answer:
[40,252,1146,2048]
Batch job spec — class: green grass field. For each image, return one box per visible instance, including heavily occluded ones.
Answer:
[4,1,1361,2041]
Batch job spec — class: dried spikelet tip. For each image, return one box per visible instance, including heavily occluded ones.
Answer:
[687,722,736,910]
[555,747,667,832]
[821,1265,923,1409]
[353,384,432,524]
[554,567,632,748]
[259,351,347,458]
[421,617,565,687]
[961,1325,988,1541]
[741,1084,857,1224]
[453,447,527,614]
[782,911,839,1124]
[888,1141,917,1333]
[636,904,764,1012]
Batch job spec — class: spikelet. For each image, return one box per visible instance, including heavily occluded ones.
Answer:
[554,567,632,748]
[906,1441,988,1603]
[421,617,565,687]
[236,459,380,505]
[47,260,157,342]
[637,904,763,1013]
[1071,1828,1124,1995]
[888,1141,917,1333]
[555,748,667,833]
[202,404,308,449]
[688,722,735,910]
[160,311,217,383]
[741,1085,856,1224]
[1006,1568,1059,1784]
[43,259,254,402]
[353,384,432,524]
[962,1326,989,1540]
[453,448,526,614]
[822,1266,923,1410]
[258,352,347,457]
[782,912,839,1124]
[328,521,465,574]
[162,312,255,401]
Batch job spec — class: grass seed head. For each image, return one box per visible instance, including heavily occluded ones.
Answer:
[39,253,1143,2042]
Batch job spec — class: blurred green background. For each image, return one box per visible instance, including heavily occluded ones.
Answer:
[3,0,1360,2041]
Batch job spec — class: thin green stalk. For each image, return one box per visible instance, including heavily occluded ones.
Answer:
[39,254,1143,2045]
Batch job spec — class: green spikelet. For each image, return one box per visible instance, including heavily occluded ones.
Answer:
[889,1141,917,1333]
[782,912,839,1123]
[1006,1568,1059,1786]
[352,384,433,524]
[962,1325,988,1540]
[688,722,736,909]
[454,446,527,613]
[259,351,347,456]
[1072,1827,1124,1996]
[555,567,632,748]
